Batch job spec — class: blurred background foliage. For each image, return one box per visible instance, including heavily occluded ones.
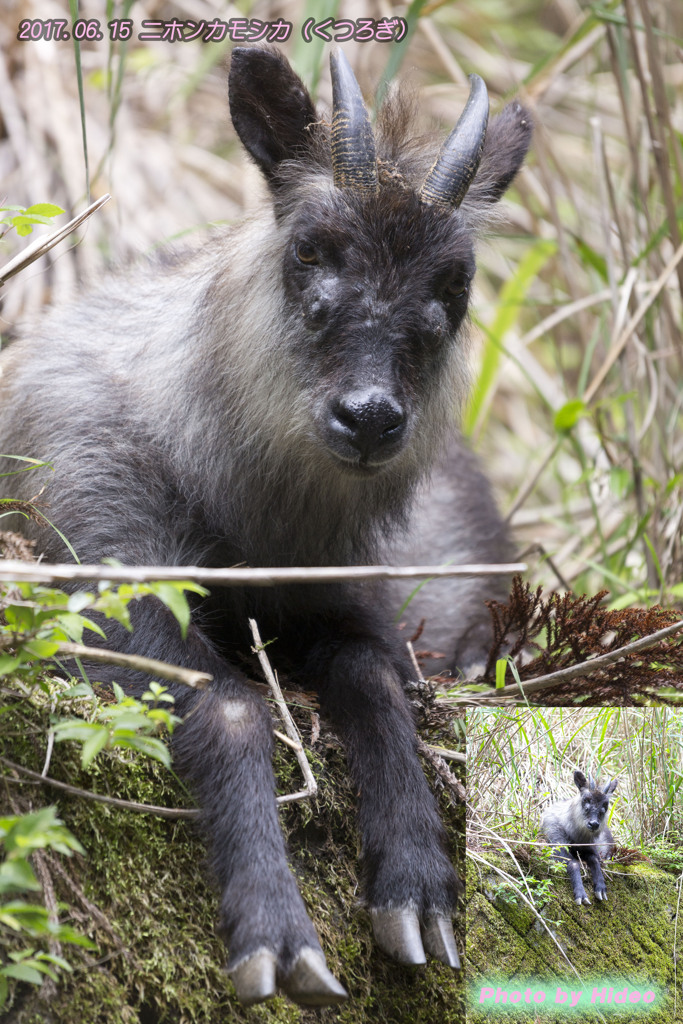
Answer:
[1,0,682,613]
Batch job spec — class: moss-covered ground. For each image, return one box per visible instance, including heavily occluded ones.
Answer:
[466,850,680,1024]
[0,686,465,1024]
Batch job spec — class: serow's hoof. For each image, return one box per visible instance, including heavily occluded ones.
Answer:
[283,947,348,1006]
[229,950,277,1006]
[370,907,426,965]
[422,912,461,968]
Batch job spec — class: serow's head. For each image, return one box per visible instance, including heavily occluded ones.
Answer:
[229,48,532,476]
[573,770,618,832]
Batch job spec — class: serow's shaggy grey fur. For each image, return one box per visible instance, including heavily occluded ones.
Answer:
[543,770,618,905]
[0,47,532,1006]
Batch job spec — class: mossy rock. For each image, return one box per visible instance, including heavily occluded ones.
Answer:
[466,851,680,1023]
[0,690,465,1024]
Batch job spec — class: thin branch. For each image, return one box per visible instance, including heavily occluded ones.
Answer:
[488,618,683,699]
[0,756,198,819]
[0,559,527,587]
[249,618,317,802]
[273,728,302,752]
[427,745,466,764]
[0,753,305,812]
[55,642,211,690]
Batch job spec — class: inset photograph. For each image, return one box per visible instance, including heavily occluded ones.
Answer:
[466,708,682,1023]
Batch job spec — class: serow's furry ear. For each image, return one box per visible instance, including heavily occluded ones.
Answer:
[465,101,533,205]
[573,769,588,792]
[229,47,318,184]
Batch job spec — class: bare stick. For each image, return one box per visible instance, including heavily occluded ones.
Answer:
[0,559,527,587]
[427,745,466,764]
[273,728,302,752]
[406,640,426,683]
[55,642,211,690]
[0,194,111,285]
[249,618,317,801]
[0,755,198,819]
[486,618,683,699]
[0,753,305,812]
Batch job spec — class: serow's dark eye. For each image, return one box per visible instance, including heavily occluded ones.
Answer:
[295,241,319,266]
[442,276,470,300]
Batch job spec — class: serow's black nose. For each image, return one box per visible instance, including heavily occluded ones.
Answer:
[328,389,406,463]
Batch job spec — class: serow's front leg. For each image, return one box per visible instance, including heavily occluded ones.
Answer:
[584,850,609,901]
[555,849,590,905]
[89,600,347,1008]
[313,637,462,967]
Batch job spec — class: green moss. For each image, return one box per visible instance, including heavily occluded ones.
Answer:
[1,694,465,1023]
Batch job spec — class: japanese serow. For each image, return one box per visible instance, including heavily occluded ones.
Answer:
[0,48,532,1005]
[543,770,618,906]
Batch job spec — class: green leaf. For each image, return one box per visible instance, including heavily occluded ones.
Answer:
[61,682,95,699]
[0,807,84,859]
[53,720,99,742]
[118,734,171,767]
[495,659,507,688]
[22,638,61,659]
[0,973,8,1007]
[151,583,192,639]
[5,604,34,631]
[80,727,110,768]
[1,963,43,985]
[50,611,86,643]
[94,590,131,630]
[66,591,94,613]
[24,203,64,218]
[13,219,36,237]
[554,398,587,433]
[79,615,106,639]
[111,711,155,731]
[34,952,73,970]
[0,654,22,676]
[290,0,340,93]
[48,923,96,948]
[0,858,40,893]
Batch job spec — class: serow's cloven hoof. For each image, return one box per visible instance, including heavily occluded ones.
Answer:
[283,947,348,1006]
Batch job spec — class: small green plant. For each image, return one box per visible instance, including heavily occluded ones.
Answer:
[491,874,556,912]
[0,807,95,1009]
[0,575,206,1009]
[0,577,207,681]
[53,680,180,769]
[0,204,64,240]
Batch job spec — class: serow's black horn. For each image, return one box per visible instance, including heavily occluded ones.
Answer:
[420,74,489,209]
[330,49,378,196]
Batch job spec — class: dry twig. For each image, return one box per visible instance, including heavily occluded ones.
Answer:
[55,641,211,690]
[0,559,527,587]
[249,618,317,804]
